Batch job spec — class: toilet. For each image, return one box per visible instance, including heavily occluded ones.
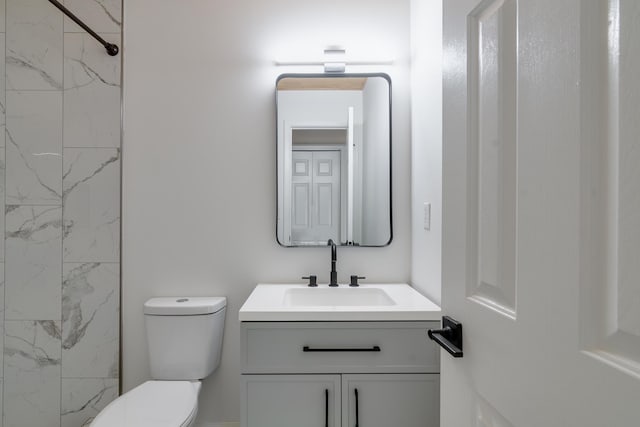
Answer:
[90,296,226,427]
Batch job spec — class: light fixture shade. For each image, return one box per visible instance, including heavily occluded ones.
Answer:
[324,62,346,73]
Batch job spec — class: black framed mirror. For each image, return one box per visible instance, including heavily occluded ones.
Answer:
[276,73,392,247]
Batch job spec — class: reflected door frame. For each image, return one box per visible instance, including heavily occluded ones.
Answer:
[281,121,351,245]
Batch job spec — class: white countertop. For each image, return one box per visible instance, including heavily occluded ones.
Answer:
[239,283,441,322]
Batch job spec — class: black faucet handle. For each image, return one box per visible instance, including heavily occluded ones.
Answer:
[302,275,318,287]
[349,275,366,287]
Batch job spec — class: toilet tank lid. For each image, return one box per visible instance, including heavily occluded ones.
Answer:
[144,297,227,315]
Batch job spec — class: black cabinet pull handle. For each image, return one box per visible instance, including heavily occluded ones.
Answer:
[325,389,329,427]
[354,388,359,427]
[428,316,463,358]
[303,346,381,352]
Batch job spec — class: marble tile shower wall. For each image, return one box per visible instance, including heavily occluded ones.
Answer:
[0,0,121,426]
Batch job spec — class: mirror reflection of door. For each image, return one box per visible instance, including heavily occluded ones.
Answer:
[291,150,341,245]
[288,128,347,245]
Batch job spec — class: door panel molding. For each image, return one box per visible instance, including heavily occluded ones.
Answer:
[466,0,518,318]
[580,0,640,377]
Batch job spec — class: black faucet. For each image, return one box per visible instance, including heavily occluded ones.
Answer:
[328,239,338,286]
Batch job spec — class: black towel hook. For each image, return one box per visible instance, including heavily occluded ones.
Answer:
[47,0,119,56]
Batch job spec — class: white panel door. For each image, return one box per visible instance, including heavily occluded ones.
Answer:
[441,0,640,426]
[291,151,313,244]
[291,150,341,245]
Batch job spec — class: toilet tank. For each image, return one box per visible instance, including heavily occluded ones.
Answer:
[144,297,226,380]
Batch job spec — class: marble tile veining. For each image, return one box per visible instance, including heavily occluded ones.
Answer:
[63,0,122,34]
[6,91,63,205]
[63,148,120,262]
[64,33,121,148]
[4,320,62,427]
[6,0,63,90]
[0,0,6,33]
[0,33,5,148]
[61,378,118,427]
[5,206,62,320]
[0,263,4,315]
[0,264,4,373]
[0,378,3,427]
[0,149,5,262]
[62,262,119,378]
[2,0,121,423]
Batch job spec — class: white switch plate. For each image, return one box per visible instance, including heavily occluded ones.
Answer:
[423,202,431,231]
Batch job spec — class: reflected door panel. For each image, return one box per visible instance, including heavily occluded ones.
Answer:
[291,150,340,245]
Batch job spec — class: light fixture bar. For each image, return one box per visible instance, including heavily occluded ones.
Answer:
[273,59,395,66]
[275,45,394,68]
[324,46,347,55]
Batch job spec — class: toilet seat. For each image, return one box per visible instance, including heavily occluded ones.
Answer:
[90,380,201,427]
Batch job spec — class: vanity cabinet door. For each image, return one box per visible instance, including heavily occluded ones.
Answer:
[241,374,341,427]
[341,374,439,427]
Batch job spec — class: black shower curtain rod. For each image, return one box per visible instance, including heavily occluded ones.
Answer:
[48,0,119,56]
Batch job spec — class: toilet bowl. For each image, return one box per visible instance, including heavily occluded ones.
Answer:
[91,381,200,427]
[90,297,226,427]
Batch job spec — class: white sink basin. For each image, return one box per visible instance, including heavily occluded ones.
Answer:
[283,287,396,307]
[239,284,441,321]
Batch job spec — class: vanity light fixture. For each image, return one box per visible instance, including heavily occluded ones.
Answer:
[323,46,346,73]
[275,46,394,73]
[323,62,346,73]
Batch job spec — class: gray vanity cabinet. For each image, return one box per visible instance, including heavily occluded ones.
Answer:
[240,321,440,427]
[243,375,341,427]
[342,374,439,427]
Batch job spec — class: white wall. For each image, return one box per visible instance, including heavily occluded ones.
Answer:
[122,0,411,423]
[410,0,443,304]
